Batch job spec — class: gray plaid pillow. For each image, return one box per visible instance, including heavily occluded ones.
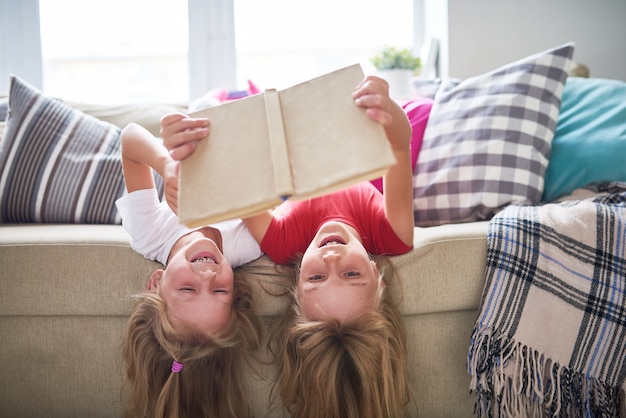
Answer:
[412,43,575,226]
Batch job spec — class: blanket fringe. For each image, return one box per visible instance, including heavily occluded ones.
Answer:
[467,326,623,417]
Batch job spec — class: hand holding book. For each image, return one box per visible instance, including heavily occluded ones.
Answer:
[163,64,401,228]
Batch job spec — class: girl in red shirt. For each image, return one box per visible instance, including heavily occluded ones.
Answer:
[163,75,423,418]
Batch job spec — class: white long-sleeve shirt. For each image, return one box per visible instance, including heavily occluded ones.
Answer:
[116,189,262,266]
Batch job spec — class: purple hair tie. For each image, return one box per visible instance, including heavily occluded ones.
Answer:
[171,360,183,373]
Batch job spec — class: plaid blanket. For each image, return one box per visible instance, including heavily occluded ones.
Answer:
[468,190,626,417]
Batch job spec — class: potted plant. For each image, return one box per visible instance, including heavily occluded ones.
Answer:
[371,46,421,99]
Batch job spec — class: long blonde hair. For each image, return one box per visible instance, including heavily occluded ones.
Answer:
[270,255,411,418]
[122,272,262,418]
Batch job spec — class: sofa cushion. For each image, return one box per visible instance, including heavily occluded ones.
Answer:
[0,221,488,317]
[542,77,626,201]
[0,224,155,316]
[412,43,574,226]
[67,101,187,138]
[0,76,126,223]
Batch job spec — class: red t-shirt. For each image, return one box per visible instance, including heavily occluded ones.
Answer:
[260,183,413,264]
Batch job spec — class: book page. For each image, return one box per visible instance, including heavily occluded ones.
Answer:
[179,94,282,227]
[278,64,395,199]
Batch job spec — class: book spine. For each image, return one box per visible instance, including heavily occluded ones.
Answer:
[263,88,294,198]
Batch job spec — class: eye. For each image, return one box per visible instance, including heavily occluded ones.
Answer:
[345,271,361,278]
[213,289,229,294]
[179,287,195,292]
[308,274,325,282]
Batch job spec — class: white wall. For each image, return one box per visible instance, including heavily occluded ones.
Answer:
[441,0,626,81]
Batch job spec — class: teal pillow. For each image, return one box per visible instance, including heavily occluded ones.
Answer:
[542,77,626,201]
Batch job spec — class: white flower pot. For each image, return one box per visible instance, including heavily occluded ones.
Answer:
[377,69,414,100]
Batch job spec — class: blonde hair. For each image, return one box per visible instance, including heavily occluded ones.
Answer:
[122,272,262,418]
[270,255,411,418]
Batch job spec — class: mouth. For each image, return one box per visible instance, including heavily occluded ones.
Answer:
[190,252,218,264]
[319,235,346,248]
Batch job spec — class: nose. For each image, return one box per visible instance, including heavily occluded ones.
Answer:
[199,269,217,277]
[322,249,341,263]
[193,264,219,279]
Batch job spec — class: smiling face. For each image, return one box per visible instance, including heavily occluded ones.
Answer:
[297,221,382,322]
[149,233,234,336]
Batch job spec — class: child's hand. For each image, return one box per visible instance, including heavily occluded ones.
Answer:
[353,75,394,125]
[352,76,411,153]
[163,159,180,214]
[161,113,210,161]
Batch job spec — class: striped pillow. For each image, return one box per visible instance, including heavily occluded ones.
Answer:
[0,76,125,224]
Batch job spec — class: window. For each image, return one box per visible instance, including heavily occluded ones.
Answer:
[234,0,415,89]
[34,0,416,104]
[38,0,189,104]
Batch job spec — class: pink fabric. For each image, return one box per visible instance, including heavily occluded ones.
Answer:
[370,97,433,192]
[207,80,261,102]
[260,183,413,264]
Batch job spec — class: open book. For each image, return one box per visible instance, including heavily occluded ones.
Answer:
[178,63,396,228]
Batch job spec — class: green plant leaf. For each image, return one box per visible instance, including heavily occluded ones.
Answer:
[371,46,421,71]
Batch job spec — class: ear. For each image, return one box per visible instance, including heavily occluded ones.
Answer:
[147,269,165,291]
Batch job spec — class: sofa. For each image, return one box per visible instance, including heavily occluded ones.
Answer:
[2,42,626,418]
[0,97,487,417]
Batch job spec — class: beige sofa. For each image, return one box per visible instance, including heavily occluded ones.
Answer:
[0,98,491,417]
[0,220,488,418]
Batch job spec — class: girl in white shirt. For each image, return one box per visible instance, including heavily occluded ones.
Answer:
[116,122,263,418]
